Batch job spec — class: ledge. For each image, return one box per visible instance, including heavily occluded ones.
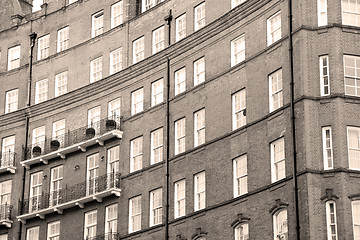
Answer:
[20,130,123,169]
[0,219,12,228]
[0,166,16,174]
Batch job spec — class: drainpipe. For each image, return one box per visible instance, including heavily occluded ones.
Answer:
[18,32,37,240]
[164,9,172,240]
[288,1,300,239]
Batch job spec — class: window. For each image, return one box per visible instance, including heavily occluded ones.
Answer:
[233,155,247,197]
[50,166,63,207]
[231,35,245,67]
[35,79,48,104]
[92,11,104,37]
[150,188,162,226]
[151,128,163,164]
[175,67,186,95]
[29,171,43,212]
[235,223,249,240]
[273,209,288,240]
[105,204,118,234]
[0,234,7,240]
[0,180,12,205]
[194,2,206,31]
[88,106,101,128]
[232,0,246,9]
[131,88,144,115]
[326,201,338,240]
[68,0,78,4]
[2,136,15,165]
[152,26,165,54]
[129,196,141,233]
[111,1,123,28]
[151,79,164,106]
[130,136,143,172]
[322,127,333,170]
[348,126,360,170]
[32,126,45,151]
[194,109,205,147]
[47,221,60,240]
[57,27,69,53]
[38,34,50,60]
[108,146,120,174]
[267,11,281,46]
[133,37,145,64]
[141,0,165,12]
[352,200,360,240]
[175,118,186,155]
[90,56,103,83]
[87,153,99,195]
[232,89,246,130]
[84,210,97,240]
[8,46,20,70]
[32,0,43,12]
[5,89,18,113]
[55,71,68,97]
[318,0,328,26]
[194,57,205,86]
[342,0,360,27]
[110,48,122,74]
[344,55,360,97]
[271,137,285,183]
[320,55,330,96]
[269,69,283,112]
[26,226,39,240]
[108,98,121,121]
[53,119,65,146]
[174,179,186,218]
[176,14,186,42]
[194,171,205,211]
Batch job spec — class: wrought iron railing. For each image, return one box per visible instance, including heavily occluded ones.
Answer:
[0,151,16,168]
[24,116,121,159]
[86,233,120,240]
[0,204,12,221]
[18,173,121,215]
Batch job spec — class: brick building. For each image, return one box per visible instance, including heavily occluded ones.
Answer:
[0,0,359,239]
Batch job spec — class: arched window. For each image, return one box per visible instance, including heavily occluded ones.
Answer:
[326,201,338,240]
[235,223,249,240]
[273,209,288,240]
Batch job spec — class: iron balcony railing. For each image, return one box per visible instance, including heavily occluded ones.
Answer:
[24,116,121,159]
[86,233,120,240]
[0,204,12,222]
[19,173,121,215]
[0,151,16,168]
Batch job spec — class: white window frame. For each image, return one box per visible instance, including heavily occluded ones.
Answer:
[318,0,328,26]
[129,196,141,233]
[47,221,60,240]
[175,118,186,155]
[90,56,103,83]
[37,34,50,60]
[267,11,281,46]
[57,26,69,53]
[174,179,186,218]
[32,126,45,149]
[53,119,65,139]
[194,2,206,31]
[232,89,246,130]
[84,210,97,240]
[176,14,186,42]
[151,79,164,106]
[92,11,104,38]
[141,0,164,13]
[8,45,21,71]
[233,155,248,198]
[2,136,15,164]
[347,126,360,170]
[133,37,145,64]
[0,234,7,240]
[352,200,360,240]
[150,188,162,226]
[86,153,99,195]
[55,71,68,97]
[342,0,360,27]
[320,55,330,96]
[131,88,144,115]
[273,209,288,240]
[175,67,186,95]
[234,223,249,240]
[194,171,205,211]
[326,201,338,240]
[35,79,48,104]
[130,136,143,172]
[0,180,12,206]
[110,47,122,75]
[88,106,101,128]
[105,203,118,234]
[322,127,334,170]
[50,165,63,207]
[26,226,39,240]
[108,98,121,120]
[32,0,43,12]
[107,146,120,174]
[231,34,245,67]
[151,128,163,164]
[111,1,124,28]
[194,57,205,86]
[68,0,78,4]
[29,171,43,213]
[5,89,19,114]
[344,55,360,97]
[152,26,165,54]
[269,69,283,112]
[271,137,285,183]
[194,109,205,147]
[232,0,246,9]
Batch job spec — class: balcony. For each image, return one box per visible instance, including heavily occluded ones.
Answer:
[0,152,16,174]
[17,173,121,223]
[86,233,120,240]
[21,117,123,169]
[0,204,13,228]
